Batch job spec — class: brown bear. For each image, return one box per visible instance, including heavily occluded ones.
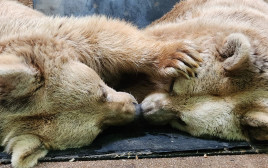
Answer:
[140,0,268,142]
[0,0,201,167]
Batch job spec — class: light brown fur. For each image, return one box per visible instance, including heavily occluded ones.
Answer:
[0,0,42,18]
[0,1,201,168]
[141,0,268,142]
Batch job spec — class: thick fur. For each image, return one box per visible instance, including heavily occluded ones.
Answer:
[0,1,201,168]
[0,0,42,17]
[141,0,268,142]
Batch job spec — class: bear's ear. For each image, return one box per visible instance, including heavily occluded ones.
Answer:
[220,33,251,71]
[0,55,42,102]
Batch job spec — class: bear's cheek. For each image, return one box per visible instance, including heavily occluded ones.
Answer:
[173,78,197,95]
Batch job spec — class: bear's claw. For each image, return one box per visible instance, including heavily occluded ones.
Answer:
[158,41,202,79]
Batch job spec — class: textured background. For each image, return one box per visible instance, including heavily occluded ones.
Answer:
[33,0,178,28]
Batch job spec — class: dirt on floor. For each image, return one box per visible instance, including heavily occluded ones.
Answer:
[17,0,32,8]
[1,154,268,168]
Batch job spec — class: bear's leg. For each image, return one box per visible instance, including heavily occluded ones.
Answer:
[4,134,48,168]
[78,18,202,79]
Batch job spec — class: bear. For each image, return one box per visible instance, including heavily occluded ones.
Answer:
[0,0,43,18]
[140,0,268,142]
[0,0,202,168]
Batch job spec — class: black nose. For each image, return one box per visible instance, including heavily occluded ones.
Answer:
[134,103,142,117]
[133,103,146,124]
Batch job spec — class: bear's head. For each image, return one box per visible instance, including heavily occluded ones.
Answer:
[142,33,268,141]
[0,45,137,144]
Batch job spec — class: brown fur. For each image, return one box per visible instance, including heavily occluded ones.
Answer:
[0,0,42,18]
[140,0,268,142]
[0,1,201,168]
[17,0,32,8]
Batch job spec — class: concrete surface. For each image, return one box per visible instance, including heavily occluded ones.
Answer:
[1,154,268,168]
